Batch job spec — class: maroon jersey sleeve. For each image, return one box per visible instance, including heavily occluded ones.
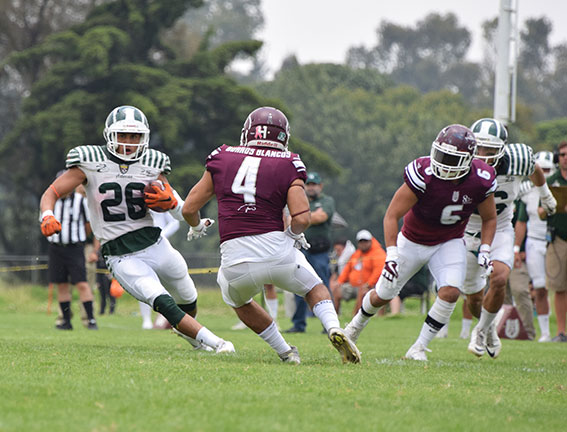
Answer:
[403,157,429,196]
[206,145,307,243]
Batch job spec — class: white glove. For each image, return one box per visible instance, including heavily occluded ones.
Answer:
[478,243,493,278]
[381,246,399,283]
[537,183,557,215]
[186,218,215,241]
[284,226,311,250]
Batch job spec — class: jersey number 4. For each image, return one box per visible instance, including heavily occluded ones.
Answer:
[231,156,261,204]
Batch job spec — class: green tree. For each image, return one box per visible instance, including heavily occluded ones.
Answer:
[257,63,478,241]
[346,13,484,104]
[0,0,333,256]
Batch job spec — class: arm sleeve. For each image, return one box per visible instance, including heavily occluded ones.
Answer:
[167,188,186,221]
[160,213,181,238]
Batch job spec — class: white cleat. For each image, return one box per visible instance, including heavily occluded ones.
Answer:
[215,339,235,354]
[538,334,551,343]
[404,343,431,361]
[468,325,486,357]
[343,321,363,344]
[142,320,153,330]
[459,329,470,339]
[328,328,361,364]
[486,323,502,358]
[279,345,301,364]
[172,328,214,352]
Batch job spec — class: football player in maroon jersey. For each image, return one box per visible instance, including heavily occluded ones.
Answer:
[182,106,361,364]
[344,124,498,361]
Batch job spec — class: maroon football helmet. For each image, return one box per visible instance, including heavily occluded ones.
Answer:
[430,124,477,180]
[240,106,290,151]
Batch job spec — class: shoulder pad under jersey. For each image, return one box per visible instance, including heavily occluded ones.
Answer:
[66,145,107,168]
[139,149,171,174]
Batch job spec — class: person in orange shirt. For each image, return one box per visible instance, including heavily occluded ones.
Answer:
[337,230,386,316]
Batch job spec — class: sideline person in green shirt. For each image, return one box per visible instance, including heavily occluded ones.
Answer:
[544,141,567,342]
[286,172,336,333]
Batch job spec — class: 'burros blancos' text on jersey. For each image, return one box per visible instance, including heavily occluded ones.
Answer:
[65,145,170,244]
[403,157,497,245]
[206,145,307,243]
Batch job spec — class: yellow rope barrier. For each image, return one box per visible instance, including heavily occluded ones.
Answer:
[0,264,219,274]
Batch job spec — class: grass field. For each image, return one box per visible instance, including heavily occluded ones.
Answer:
[0,283,566,432]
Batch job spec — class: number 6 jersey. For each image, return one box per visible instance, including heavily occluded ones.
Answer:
[403,156,497,245]
[65,145,170,245]
[205,144,307,243]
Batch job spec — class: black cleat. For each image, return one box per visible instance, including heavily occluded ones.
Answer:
[56,321,73,330]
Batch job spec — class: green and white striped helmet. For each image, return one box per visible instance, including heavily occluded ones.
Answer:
[103,106,150,161]
[535,150,556,177]
[470,118,508,166]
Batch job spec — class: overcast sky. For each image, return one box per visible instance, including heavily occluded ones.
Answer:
[258,0,567,75]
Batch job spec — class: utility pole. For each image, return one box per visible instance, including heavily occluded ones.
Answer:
[493,0,519,125]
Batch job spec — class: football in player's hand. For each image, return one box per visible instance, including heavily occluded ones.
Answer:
[144,180,168,212]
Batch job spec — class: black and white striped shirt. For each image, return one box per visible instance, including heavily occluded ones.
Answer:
[48,192,90,245]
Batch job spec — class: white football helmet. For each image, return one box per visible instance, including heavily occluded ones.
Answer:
[535,151,556,178]
[470,118,508,166]
[103,106,150,161]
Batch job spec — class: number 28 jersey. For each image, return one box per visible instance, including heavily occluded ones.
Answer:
[66,145,170,244]
[402,157,497,245]
[206,144,307,243]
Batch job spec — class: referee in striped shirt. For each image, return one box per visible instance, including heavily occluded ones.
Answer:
[45,171,98,330]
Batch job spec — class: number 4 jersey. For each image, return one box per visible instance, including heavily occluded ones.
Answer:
[65,145,170,244]
[403,156,497,245]
[205,144,307,243]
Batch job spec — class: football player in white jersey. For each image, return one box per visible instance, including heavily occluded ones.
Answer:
[139,210,181,330]
[463,118,557,358]
[39,105,234,353]
[513,151,556,342]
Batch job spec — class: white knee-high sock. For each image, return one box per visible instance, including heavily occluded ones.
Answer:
[416,298,456,347]
[461,318,472,334]
[313,299,340,331]
[139,301,152,323]
[538,314,550,337]
[350,291,379,330]
[266,298,279,320]
[259,321,290,355]
[477,307,497,331]
[196,327,222,348]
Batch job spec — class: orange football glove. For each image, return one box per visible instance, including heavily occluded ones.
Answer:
[109,279,124,298]
[41,215,62,237]
[144,182,178,211]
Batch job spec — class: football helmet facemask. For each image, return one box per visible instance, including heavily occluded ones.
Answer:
[470,118,508,166]
[103,105,150,161]
[430,124,477,180]
[240,106,290,151]
[535,151,556,178]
